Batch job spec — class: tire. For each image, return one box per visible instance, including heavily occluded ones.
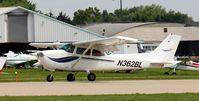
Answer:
[87,73,96,81]
[164,72,169,75]
[172,72,177,75]
[126,70,131,73]
[67,73,75,81]
[46,74,54,82]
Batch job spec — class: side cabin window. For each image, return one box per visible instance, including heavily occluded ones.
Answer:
[76,48,90,55]
[76,48,104,56]
[92,49,104,56]
[59,44,75,53]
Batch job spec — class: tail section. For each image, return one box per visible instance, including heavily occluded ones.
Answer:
[0,57,6,74]
[4,51,16,58]
[149,34,181,62]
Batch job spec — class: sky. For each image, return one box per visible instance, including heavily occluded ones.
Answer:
[29,0,199,21]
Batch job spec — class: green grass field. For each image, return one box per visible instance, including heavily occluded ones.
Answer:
[1,68,199,100]
[1,93,199,101]
[1,68,199,82]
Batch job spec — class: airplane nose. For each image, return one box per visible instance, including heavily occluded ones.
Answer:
[37,52,44,57]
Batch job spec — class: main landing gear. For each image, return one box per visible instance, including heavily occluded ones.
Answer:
[164,68,177,75]
[46,74,54,82]
[67,73,75,81]
[46,72,96,82]
[66,72,96,82]
[87,73,96,81]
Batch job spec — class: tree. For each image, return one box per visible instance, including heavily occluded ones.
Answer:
[102,10,108,22]
[0,0,36,11]
[72,4,193,25]
[163,10,192,23]
[56,12,73,25]
[73,7,102,25]
[73,9,88,25]
[102,10,120,22]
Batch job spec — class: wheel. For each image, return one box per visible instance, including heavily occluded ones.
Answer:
[172,72,177,75]
[164,72,169,75]
[126,70,131,73]
[87,73,96,81]
[46,74,54,82]
[67,73,75,81]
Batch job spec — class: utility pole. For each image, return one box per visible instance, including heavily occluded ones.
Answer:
[112,0,123,10]
[120,0,122,11]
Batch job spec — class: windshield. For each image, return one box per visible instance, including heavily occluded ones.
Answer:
[59,44,75,53]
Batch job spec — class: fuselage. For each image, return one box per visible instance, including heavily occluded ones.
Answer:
[37,34,181,73]
[6,54,37,66]
[37,50,152,72]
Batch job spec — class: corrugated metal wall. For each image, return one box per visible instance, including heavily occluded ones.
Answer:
[27,13,34,42]
[0,15,6,42]
[7,15,28,42]
[34,15,102,42]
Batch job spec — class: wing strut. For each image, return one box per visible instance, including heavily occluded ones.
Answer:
[71,44,93,68]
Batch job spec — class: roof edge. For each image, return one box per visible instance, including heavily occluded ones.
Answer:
[0,6,105,38]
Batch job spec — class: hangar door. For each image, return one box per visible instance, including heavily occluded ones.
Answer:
[8,15,28,42]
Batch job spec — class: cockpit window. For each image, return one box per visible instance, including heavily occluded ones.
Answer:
[59,44,75,53]
[76,48,90,55]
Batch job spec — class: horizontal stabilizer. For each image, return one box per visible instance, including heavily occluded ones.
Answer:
[151,61,181,67]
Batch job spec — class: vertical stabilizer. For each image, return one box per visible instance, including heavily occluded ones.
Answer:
[0,57,6,72]
[149,34,181,62]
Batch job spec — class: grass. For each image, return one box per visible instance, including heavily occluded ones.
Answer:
[1,93,199,101]
[1,68,199,82]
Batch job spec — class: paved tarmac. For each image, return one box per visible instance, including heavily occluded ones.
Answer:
[0,80,199,96]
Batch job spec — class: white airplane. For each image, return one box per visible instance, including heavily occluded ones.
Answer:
[3,51,37,68]
[186,60,199,68]
[162,56,199,75]
[34,34,181,82]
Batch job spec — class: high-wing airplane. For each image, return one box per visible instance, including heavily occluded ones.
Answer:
[3,51,37,68]
[163,59,199,75]
[186,60,199,68]
[34,34,181,82]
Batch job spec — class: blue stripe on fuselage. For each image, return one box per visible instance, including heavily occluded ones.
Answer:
[48,56,79,63]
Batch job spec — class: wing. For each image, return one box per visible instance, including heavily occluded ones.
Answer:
[73,36,140,52]
[30,42,66,49]
[6,57,37,61]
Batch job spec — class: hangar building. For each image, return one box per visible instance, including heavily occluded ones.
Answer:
[84,23,199,56]
[0,6,104,53]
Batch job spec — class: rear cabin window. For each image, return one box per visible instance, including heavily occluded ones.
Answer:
[92,49,104,56]
[59,44,75,53]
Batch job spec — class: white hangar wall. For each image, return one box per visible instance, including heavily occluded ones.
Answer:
[0,15,6,42]
[0,7,104,43]
[33,15,102,42]
[27,13,35,42]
